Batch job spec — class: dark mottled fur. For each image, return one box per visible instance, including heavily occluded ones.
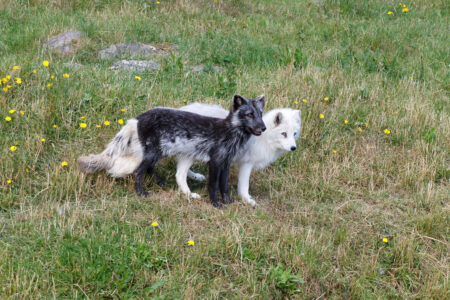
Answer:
[135,94,266,208]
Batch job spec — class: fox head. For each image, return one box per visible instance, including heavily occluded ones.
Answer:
[263,109,301,152]
[230,94,266,136]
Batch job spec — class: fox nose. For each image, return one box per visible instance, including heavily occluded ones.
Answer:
[262,126,266,132]
[290,146,296,151]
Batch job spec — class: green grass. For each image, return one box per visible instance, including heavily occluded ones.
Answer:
[1,0,448,298]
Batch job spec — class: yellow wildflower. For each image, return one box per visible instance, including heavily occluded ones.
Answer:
[14,141,18,145]
[26,168,30,173]
[135,75,142,81]
[79,123,87,128]
[403,4,406,8]
[104,121,110,126]
[324,97,329,101]
[10,146,17,152]
[36,176,40,180]
[156,1,160,4]
[384,129,391,135]
[365,122,369,127]
[12,66,20,70]
[63,73,70,78]
[41,138,46,142]
[332,150,337,154]
[187,240,195,246]
[5,116,12,122]
[43,60,49,67]
[118,119,124,125]
[402,7,408,12]
[387,11,393,15]
[80,116,86,120]
[302,99,307,103]
[382,237,388,243]
[319,114,324,119]
[6,75,10,80]
[47,83,53,87]
[96,124,101,128]
[344,119,349,124]
[294,101,298,105]
[50,75,55,80]
[15,77,22,84]
[52,124,57,128]
[61,161,68,167]
[2,87,7,92]
[357,127,363,132]
[33,69,37,74]
[151,222,158,227]
[183,99,187,103]
[121,108,126,112]
[409,76,413,80]
[20,110,24,115]
[9,109,16,114]
[7,179,12,184]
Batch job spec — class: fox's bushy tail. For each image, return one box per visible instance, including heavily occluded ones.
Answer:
[77,119,143,177]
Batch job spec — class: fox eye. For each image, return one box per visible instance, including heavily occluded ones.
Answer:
[281,132,287,138]
[247,113,254,118]
[294,132,297,136]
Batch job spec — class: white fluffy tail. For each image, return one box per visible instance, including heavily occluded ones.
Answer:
[77,119,144,178]
[179,102,229,119]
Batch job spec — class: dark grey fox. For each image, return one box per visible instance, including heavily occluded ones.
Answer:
[78,94,266,208]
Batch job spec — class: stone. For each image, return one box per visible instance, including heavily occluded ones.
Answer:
[99,43,166,59]
[189,64,225,73]
[109,60,161,71]
[63,62,82,69]
[43,31,82,55]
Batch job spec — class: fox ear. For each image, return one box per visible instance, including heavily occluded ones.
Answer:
[233,94,247,112]
[256,94,265,108]
[274,112,283,126]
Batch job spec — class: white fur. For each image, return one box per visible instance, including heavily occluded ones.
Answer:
[178,103,301,206]
[105,119,144,178]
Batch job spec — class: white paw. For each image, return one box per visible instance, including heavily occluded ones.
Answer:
[189,193,201,199]
[192,173,206,181]
[242,196,257,207]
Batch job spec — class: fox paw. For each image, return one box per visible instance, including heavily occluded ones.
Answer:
[242,196,257,207]
[189,193,201,199]
[190,172,206,181]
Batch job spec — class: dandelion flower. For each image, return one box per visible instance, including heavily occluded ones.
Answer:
[36,176,40,180]
[5,116,12,122]
[20,110,24,115]
[402,4,406,8]
[15,77,22,84]
[13,66,20,70]
[9,109,16,114]
[121,108,126,112]
[302,99,307,103]
[47,83,53,87]
[80,116,86,120]
[118,119,124,125]
[52,124,58,128]
[135,75,142,81]
[104,121,110,126]
[26,168,30,173]
[7,179,12,184]
[61,161,68,167]
[63,73,70,78]
[43,60,49,67]
[324,97,329,101]
[387,11,393,15]
[6,75,11,80]
[33,69,37,74]
[50,75,55,80]
[332,150,337,154]
[382,237,388,243]
[96,124,101,128]
[41,138,46,142]
[151,221,158,227]
[14,141,18,145]
[294,101,298,105]
[409,76,413,80]
[79,123,87,128]
[319,113,324,119]
[357,127,363,132]
[156,1,160,4]
[183,99,187,103]
[10,146,17,152]
[344,119,349,124]
[365,122,369,127]
[187,240,195,246]
[2,87,8,92]
[402,7,408,12]
[384,129,391,135]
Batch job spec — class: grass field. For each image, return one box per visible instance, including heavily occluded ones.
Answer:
[0,0,448,298]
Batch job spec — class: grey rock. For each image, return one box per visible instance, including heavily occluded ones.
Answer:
[43,31,82,55]
[109,60,161,71]
[99,43,166,59]
[63,62,82,69]
[189,64,225,73]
